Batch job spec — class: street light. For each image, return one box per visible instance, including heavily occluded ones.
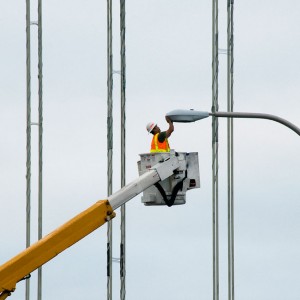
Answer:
[167,108,299,300]
[166,109,300,136]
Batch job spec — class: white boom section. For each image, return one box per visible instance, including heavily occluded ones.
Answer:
[108,156,179,210]
[0,156,180,300]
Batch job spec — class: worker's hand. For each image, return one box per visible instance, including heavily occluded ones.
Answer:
[165,116,173,123]
[165,115,174,137]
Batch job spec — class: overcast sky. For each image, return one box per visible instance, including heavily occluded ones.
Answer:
[1,1,300,299]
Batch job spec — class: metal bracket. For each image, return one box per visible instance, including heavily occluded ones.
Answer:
[150,157,179,181]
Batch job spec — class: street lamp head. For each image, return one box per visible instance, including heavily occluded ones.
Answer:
[166,109,210,123]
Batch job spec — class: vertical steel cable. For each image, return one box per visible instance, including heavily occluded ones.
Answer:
[227,0,234,299]
[37,0,43,299]
[25,1,31,299]
[120,0,126,299]
[212,0,219,299]
[107,0,113,299]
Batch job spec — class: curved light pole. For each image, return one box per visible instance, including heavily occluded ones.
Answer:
[166,109,300,136]
[166,108,299,299]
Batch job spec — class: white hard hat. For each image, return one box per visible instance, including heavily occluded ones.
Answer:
[146,122,157,133]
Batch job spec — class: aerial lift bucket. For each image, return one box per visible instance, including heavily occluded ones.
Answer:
[137,150,200,206]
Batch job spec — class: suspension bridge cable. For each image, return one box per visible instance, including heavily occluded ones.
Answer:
[212,0,219,299]
[37,0,43,298]
[25,1,32,299]
[107,0,113,299]
[120,0,126,299]
[227,0,235,299]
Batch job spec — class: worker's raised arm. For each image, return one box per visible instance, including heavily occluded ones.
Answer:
[165,116,174,138]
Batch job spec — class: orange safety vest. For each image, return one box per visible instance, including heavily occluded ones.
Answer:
[150,133,170,153]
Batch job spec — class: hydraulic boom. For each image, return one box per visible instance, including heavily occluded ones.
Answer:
[0,155,180,299]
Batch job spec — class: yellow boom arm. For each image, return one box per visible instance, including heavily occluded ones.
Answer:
[0,200,115,298]
[0,154,180,299]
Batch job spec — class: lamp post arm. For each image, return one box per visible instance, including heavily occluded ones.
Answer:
[210,111,300,136]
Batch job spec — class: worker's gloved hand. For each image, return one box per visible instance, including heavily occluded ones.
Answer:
[165,116,173,123]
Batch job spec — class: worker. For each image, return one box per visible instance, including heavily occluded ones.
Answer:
[146,116,174,152]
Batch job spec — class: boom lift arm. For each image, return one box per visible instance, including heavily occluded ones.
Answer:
[0,156,180,299]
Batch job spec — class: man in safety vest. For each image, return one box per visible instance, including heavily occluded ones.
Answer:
[146,116,174,153]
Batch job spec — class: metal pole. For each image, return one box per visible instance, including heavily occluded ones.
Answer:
[107,0,113,299]
[120,0,126,299]
[227,0,234,299]
[37,0,43,298]
[25,1,31,299]
[210,112,300,136]
[212,0,219,298]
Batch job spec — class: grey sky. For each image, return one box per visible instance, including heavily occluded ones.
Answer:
[1,1,300,299]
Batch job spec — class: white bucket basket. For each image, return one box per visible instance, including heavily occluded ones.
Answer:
[137,150,200,206]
